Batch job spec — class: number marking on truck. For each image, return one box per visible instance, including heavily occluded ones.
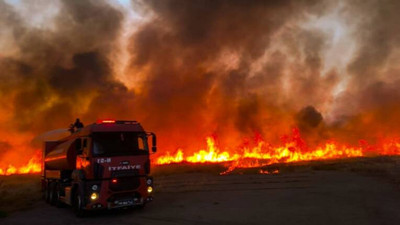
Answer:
[96,158,112,163]
[108,165,141,171]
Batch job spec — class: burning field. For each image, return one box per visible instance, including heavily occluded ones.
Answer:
[2,0,400,176]
[2,127,400,176]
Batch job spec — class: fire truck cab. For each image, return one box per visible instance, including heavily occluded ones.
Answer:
[41,120,156,216]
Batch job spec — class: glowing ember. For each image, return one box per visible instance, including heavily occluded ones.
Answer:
[259,169,280,175]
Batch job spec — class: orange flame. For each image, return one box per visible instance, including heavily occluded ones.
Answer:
[0,151,41,176]
[3,128,400,176]
[154,128,400,173]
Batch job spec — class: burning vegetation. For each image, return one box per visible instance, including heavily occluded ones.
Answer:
[2,128,400,176]
[154,126,400,175]
[2,0,400,175]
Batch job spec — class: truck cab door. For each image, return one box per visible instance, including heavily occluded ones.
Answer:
[76,138,91,170]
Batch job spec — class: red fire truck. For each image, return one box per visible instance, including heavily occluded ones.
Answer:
[41,120,156,216]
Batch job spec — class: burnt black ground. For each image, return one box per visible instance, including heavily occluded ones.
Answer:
[2,170,400,225]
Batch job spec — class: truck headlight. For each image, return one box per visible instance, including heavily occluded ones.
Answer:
[92,185,98,191]
[147,186,153,193]
[91,192,99,200]
[146,178,152,185]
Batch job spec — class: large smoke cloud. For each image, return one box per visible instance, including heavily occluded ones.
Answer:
[0,0,400,166]
[0,0,126,132]
[328,0,400,143]
[0,0,128,164]
[127,0,342,148]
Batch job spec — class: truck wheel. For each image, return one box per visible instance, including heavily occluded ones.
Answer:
[55,183,64,208]
[73,189,86,217]
[42,181,47,201]
[44,182,51,203]
[49,182,57,205]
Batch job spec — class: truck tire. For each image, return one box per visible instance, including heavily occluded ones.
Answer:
[44,182,51,203]
[55,183,64,208]
[73,189,86,217]
[49,182,57,206]
[41,180,47,201]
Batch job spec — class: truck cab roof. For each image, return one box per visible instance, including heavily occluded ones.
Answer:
[61,120,146,142]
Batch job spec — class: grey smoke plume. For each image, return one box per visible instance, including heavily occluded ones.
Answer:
[0,0,125,133]
[128,0,335,147]
[0,0,400,164]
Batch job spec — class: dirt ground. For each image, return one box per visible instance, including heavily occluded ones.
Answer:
[3,169,400,225]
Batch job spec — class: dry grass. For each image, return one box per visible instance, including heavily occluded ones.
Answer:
[0,174,42,217]
[151,163,227,176]
[152,156,400,177]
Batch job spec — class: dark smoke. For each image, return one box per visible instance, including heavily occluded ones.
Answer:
[0,0,130,165]
[0,0,125,134]
[128,0,336,147]
[1,0,400,162]
[296,106,323,129]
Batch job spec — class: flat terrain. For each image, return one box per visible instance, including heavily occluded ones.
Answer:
[3,168,400,225]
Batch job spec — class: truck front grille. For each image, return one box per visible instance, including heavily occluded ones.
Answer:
[109,177,140,192]
[111,169,139,177]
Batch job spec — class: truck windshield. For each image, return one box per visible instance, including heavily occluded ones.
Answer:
[92,132,148,156]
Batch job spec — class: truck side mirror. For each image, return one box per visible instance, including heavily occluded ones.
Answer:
[150,132,157,153]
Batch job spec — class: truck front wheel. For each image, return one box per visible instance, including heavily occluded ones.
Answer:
[73,189,86,217]
[49,182,58,206]
[44,181,51,203]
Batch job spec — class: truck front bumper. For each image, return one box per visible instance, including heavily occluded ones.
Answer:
[106,195,153,209]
